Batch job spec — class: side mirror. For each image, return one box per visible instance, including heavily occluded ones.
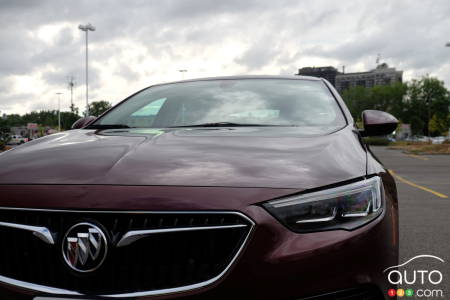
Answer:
[71,116,97,129]
[360,110,398,137]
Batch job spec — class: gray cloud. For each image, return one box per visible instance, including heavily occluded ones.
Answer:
[235,39,280,71]
[114,63,140,82]
[0,0,449,114]
[0,93,35,113]
[41,65,100,89]
[0,77,13,95]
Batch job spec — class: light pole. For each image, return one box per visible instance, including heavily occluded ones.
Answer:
[179,69,187,80]
[78,23,96,116]
[56,92,62,132]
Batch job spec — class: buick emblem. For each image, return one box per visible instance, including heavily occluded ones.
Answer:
[62,222,108,272]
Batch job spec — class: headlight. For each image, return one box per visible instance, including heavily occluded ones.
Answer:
[262,176,383,233]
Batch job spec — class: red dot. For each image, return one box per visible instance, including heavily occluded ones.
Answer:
[388,289,396,297]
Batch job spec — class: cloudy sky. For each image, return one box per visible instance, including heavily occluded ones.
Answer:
[1,0,450,115]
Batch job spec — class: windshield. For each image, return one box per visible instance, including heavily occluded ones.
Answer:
[91,79,346,128]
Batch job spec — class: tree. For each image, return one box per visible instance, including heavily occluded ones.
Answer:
[341,86,370,121]
[428,114,448,136]
[409,116,425,136]
[1,110,82,132]
[60,111,82,130]
[70,103,79,115]
[404,77,449,136]
[0,118,10,150]
[371,82,408,120]
[341,76,449,136]
[4,114,23,127]
[403,79,427,135]
[341,82,408,122]
[88,101,112,117]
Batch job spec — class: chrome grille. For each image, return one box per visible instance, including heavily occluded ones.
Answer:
[0,208,254,297]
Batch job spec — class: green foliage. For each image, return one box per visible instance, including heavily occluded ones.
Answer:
[428,114,448,136]
[404,77,449,136]
[4,114,23,127]
[342,82,408,122]
[0,119,11,150]
[88,100,112,117]
[341,76,450,136]
[70,103,79,115]
[0,101,114,137]
[341,86,368,121]
[0,101,112,136]
[409,116,425,136]
[362,137,390,146]
[1,110,82,132]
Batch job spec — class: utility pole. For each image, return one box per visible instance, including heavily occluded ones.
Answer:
[179,69,187,80]
[427,95,431,139]
[56,92,62,132]
[67,76,75,113]
[78,23,96,116]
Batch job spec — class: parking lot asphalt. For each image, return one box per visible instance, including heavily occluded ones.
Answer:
[370,146,450,297]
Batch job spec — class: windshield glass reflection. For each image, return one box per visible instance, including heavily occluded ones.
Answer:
[94,79,346,128]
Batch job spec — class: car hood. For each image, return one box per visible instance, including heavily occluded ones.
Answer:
[0,127,366,189]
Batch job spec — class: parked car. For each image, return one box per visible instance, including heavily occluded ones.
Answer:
[417,135,431,142]
[431,136,446,144]
[0,76,398,299]
[406,135,430,142]
[7,135,28,145]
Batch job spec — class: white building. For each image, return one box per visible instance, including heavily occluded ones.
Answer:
[335,63,403,92]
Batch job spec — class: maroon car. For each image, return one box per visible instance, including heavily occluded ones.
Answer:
[0,76,398,299]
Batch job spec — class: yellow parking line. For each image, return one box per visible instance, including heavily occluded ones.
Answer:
[406,154,428,161]
[388,169,448,199]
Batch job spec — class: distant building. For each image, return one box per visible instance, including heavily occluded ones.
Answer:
[295,63,403,93]
[296,66,340,86]
[335,63,403,93]
[10,126,28,137]
[10,126,41,139]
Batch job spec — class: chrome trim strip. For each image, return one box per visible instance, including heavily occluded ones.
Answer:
[269,177,380,208]
[0,221,54,245]
[0,207,246,214]
[117,224,248,247]
[0,209,255,298]
[0,275,81,296]
[341,201,371,218]
[295,207,337,224]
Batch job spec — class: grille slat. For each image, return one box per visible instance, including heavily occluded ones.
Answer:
[0,209,252,296]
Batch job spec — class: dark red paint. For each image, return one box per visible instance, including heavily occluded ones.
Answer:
[0,126,366,189]
[71,115,97,129]
[0,76,398,300]
[361,109,399,137]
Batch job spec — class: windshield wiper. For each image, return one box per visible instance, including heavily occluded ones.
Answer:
[169,122,281,128]
[86,124,133,129]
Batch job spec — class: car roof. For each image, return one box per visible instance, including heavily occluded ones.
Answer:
[151,75,321,88]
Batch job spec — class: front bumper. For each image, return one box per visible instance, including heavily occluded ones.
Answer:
[0,183,398,300]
